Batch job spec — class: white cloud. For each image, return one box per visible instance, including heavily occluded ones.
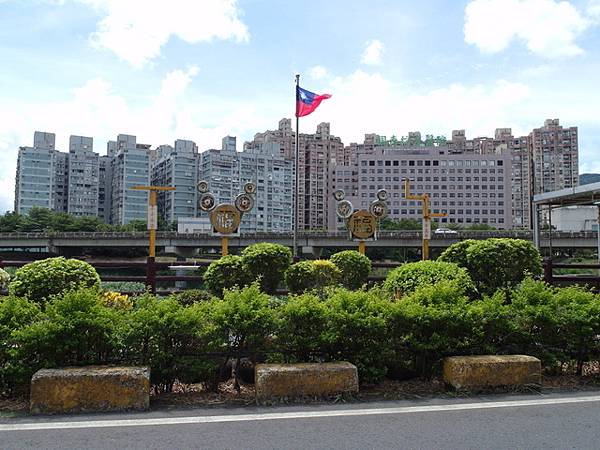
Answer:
[305,70,533,145]
[309,65,329,80]
[361,39,384,65]
[464,0,590,58]
[75,0,249,67]
[589,0,600,19]
[0,66,276,212]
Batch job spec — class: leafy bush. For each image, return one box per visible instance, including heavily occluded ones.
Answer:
[9,257,100,303]
[121,294,218,392]
[7,289,121,392]
[0,296,42,395]
[203,255,249,297]
[388,281,478,377]
[241,243,292,294]
[509,279,600,372]
[0,268,10,290]
[330,251,371,290]
[285,260,340,295]
[276,293,328,361]
[210,283,275,387]
[324,289,392,384]
[384,260,474,298]
[438,238,542,295]
[285,261,315,294]
[175,289,214,306]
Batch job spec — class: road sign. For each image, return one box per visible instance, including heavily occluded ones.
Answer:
[210,204,241,234]
[147,205,158,231]
[348,210,378,240]
[423,219,431,240]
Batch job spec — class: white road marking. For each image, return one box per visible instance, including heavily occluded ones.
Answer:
[2,395,600,432]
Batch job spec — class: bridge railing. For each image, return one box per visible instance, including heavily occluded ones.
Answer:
[543,259,600,290]
[0,229,587,241]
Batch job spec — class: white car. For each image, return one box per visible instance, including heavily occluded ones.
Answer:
[434,227,458,235]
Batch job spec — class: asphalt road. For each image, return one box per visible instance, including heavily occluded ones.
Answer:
[2,391,600,449]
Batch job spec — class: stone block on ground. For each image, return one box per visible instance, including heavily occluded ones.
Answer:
[30,366,150,414]
[255,362,358,403]
[443,355,541,390]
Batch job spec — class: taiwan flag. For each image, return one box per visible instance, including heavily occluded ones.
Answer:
[296,86,331,117]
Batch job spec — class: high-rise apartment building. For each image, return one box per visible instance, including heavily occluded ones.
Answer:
[199,140,294,233]
[14,131,58,214]
[151,139,199,224]
[245,119,343,231]
[98,155,112,223]
[109,134,151,225]
[67,135,99,217]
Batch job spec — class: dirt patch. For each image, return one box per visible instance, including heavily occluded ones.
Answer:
[5,367,600,414]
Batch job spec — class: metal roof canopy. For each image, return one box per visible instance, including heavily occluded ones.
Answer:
[534,182,600,207]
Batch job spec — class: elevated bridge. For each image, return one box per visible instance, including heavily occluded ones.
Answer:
[0,230,595,257]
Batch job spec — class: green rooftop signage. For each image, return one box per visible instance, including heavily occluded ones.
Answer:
[376,134,447,147]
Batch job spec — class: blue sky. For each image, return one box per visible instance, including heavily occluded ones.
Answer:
[1,0,600,212]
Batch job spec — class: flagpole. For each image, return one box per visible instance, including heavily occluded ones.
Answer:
[293,74,300,260]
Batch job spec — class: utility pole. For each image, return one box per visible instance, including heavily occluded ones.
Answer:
[131,185,176,292]
[403,179,447,260]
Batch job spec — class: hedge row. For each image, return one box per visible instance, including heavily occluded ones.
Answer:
[2,278,600,396]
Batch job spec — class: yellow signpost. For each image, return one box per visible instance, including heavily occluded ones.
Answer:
[403,179,447,260]
[131,185,176,292]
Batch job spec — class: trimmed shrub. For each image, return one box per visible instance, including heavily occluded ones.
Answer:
[8,289,121,392]
[285,261,315,294]
[438,238,542,295]
[210,284,276,387]
[330,250,371,290]
[9,257,100,303]
[175,289,214,306]
[0,296,42,395]
[285,260,341,295]
[0,268,10,290]
[121,294,218,392]
[383,260,474,298]
[241,243,292,294]
[324,289,392,384]
[203,255,249,297]
[388,281,478,377]
[276,293,328,362]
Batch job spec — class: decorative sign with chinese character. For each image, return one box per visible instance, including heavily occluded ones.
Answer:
[211,204,241,234]
[199,180,256,237]
[348,210,378,240]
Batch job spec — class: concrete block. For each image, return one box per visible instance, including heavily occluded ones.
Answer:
[255,362,358,403]
[443,355,541,390]
[30,366,150,414]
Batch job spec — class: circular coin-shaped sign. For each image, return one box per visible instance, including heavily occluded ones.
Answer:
[347,210,378,240]
[376,189,389,201]
[369,200,388,219]
[235,193,255,213]
[333,189,346,202]
[244,182,257,194]
[210,204,241,234]
[336,199,353,219]
[199,193,216,211]
[197,180,209,193]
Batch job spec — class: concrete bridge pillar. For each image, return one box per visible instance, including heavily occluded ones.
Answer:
[302,246,322,259]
